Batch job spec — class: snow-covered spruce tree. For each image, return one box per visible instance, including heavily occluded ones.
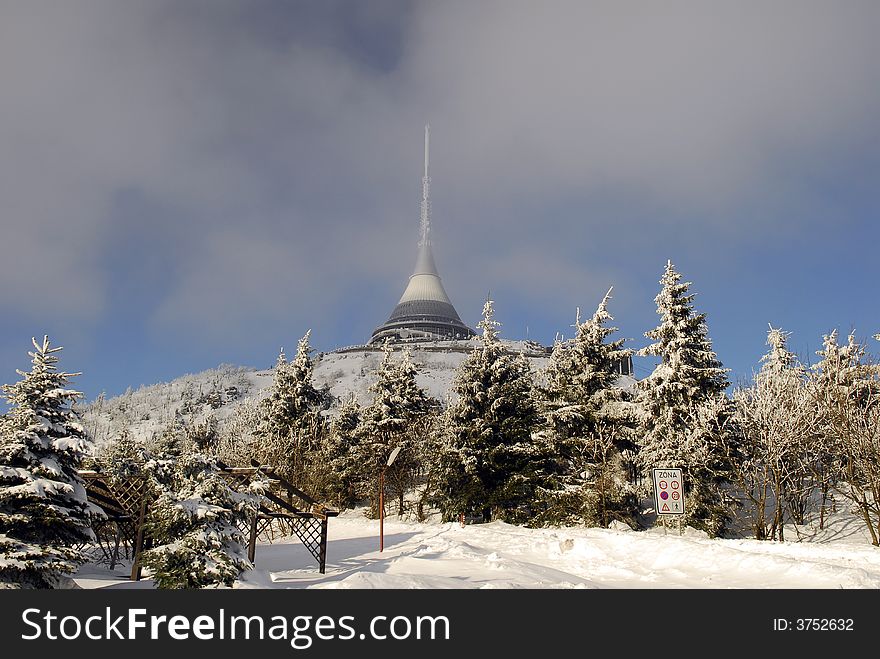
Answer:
[813,330,879,409]
[0,336,99,588]
[148,417,189,458]
[216,396,262,468]
[253,331,331,488]
[140,448,265,589]
[637,262,737,536]
[318,395,363,510]
[733,326,818,540]
[412,413,452,522]
[91,430,152,563]
[535,289,639,527]
[435,300,547,524]
[98,430,149,483]
[185,415,220,454]
[287,330,333,427]
[353,343,437,517]
[812,330,880,545]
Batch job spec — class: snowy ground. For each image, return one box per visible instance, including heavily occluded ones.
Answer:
[74,509,880,590]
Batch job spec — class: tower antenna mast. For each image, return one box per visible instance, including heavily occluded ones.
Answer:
[419,124,431,247]
[369,123,476,344]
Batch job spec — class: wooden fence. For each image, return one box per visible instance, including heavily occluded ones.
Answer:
[79,461,338,580]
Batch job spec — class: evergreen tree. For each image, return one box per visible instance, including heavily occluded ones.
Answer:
[254,331,331,487]
[140,449,264,589]
[98,430,149,484]
[637,262,736,536]
[216,397,263,469]
[319,395,363,509]
[536,289,639,527]
[413,413,452,522]
[435,300,545,523]
[813,330,878,407]
[287,330,333,429]
[148,418,188,458]
[353,343,436,517]
[0,336,98,588]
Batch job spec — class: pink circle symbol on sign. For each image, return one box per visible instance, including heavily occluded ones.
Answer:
[672,492,680,500]
[671,481,679,489]
[660,491,669,500]
[659,481,668,489]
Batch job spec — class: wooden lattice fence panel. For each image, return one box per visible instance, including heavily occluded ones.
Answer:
[79,470,152,570]
[80,462,338,578]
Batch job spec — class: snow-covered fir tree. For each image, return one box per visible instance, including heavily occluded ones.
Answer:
[286,330,333,426]
[353,343,437,517]
[637,262,737,536]
[0,336,99,588]
[535,289,639,527]
[147,414,190,458]
[256,332,330,442]
[253,331,331,487]
[97,429,149,484]
[216,396,263,469]
[435,299,546,523]
[813,330,878,407]
[318,395,363,509]
[140,448,265,589]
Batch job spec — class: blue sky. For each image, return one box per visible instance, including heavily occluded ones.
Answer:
[1,0,878,402]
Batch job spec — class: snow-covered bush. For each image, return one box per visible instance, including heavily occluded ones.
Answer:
[139,450,265,589]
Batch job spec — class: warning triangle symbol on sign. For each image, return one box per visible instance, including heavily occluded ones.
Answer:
[661,503,670,512]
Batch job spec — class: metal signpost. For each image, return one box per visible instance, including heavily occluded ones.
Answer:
[652,468,685,535]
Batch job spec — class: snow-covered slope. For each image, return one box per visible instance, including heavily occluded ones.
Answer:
[74,506,880,589]
[79,364,265,447]
[79,340,553,444]
[312,340,550,406]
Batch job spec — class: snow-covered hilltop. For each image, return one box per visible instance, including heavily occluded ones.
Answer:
[79,339,574,447]
[315,339,555,406]
[80,363,264,448]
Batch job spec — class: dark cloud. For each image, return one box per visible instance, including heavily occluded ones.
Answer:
[1,0,878,395]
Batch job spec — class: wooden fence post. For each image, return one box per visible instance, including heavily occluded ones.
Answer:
[130,499,147,581]
[247,514,259,563]
[319,519,329,574]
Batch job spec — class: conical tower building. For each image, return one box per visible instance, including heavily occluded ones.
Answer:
[370,126,476,345]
